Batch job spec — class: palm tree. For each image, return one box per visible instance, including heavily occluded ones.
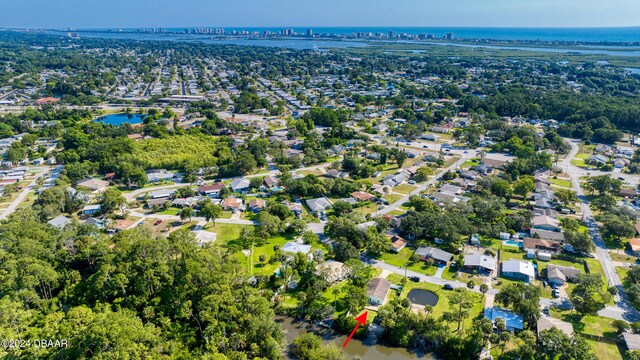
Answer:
[332,288,340,310]
[478,150,487,163]
[479,284,489,300]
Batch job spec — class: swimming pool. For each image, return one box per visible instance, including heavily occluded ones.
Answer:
[503,240,522,247]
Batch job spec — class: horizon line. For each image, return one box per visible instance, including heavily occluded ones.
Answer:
[5,25,640,30]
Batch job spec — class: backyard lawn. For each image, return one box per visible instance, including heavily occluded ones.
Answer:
[377,248,438,276]
[549,178,572,188]
[394,183,418,195]
[205,222,247,243]
[390,278,484,332]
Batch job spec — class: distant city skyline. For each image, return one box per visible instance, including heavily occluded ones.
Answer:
[1,0,639,29]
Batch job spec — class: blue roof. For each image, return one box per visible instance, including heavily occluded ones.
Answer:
[483,307,524,330]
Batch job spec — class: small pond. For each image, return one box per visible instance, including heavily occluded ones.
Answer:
[407,289,439,307]
[94,113,146,126]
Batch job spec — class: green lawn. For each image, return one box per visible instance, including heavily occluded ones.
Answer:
[384,193,403,204]
[550,308,618,340]
[549,178,572,188]
[616,266,630,283]
[387,209,406,216]
[233,234,296,275]
[609,252,637,264]
[585,339,623,360]
[461,158,480,168]
[353,202,378,215]
[394,183,418,195]
[157,206,181,215]
[394,280,484,331]
[441,267,486,286]
[204,222,247,243]
[377,248,438,276]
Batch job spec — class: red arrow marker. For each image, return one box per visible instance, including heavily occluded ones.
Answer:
[342,311,368,348]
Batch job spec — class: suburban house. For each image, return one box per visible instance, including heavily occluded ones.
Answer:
[282,241,311,255]
[537,317,574,337]
[316,260,349,284]
[82,204,102,216]
[148,189,175,199]
[523,237,562,253]
[221,197,243,212]
[75,178,109,192]
[263,175,279,189]
[388,235,407,252]
[285,201,303,218]
[230,179,251,192]
[306,197,332,214]
[484,307,524,332]
[440,184,464,196]
[587,154,608,165]
[193,229,217,245]
[628,238,640,256]
[325,169,349,179]
[248,198,267,212]
[171,197,203,208]
[198,183,226,197]
[146,169,174,183]
[47,215,71,230]
[532,215,562,232]
[415,246,453,265]
[501,260,535,283]
[620,188,637,198]
[546,264,581,286]
[367,277,391,305]
[530,229,565,242]
[351,191,376,202]
[463,254,497,273]
[623,332,640,352]
[421,133,440,141]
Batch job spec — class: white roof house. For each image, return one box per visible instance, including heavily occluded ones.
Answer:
[282,241,312,255]
[501,260,535,282]
[47,215,71,230]
[230,178,251,192]
[306,197,332,213]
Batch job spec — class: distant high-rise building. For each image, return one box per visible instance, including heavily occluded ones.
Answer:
[306,29,313,37]
[446,32,455,40]
[388,31,395,38]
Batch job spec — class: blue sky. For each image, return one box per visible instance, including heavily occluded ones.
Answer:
[1,0,638,29]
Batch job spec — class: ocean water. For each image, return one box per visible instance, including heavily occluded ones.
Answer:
[76,27,640,43]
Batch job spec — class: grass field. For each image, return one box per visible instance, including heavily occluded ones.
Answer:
[390,278,484,331]
[204,222,247,243]
[384,193,403,204]
[157,206,181,215]
[549,178,572,188]
[394,183,418,195]
[377,248,438,276]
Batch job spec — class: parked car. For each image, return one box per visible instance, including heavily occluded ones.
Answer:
[552,289,560,298]
[154,219,163,226]
[443,283,454,290]
[410,276,420,282]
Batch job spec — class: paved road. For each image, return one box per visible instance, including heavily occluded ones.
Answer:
[372,155,470,217]
[0,168,48,220]
[124,161,332,202]
[127,210,257,225]
[561,139,639,321]
[365,254,634,321]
